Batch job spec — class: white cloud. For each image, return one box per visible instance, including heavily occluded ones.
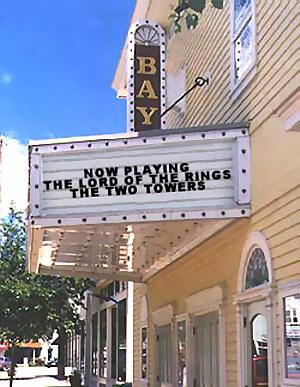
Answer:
[0,72,13,84]
[0,137,28,216]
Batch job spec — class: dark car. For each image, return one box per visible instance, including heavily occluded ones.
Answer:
[45,358,58,368]
[0,356,11,371]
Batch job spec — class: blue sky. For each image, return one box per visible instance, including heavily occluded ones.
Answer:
[0,0,135,143]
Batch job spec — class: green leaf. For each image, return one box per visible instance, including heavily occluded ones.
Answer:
[174,22,182,33]
[211,0,224,9]
[186,13,200,29]
[169,12,178,19]
[187,0,206,12]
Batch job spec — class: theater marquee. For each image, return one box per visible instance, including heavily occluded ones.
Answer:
[29,125,250,228]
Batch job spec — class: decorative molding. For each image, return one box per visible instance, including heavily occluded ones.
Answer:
[234,283,274,305]
[152,304,173,326]
[185,285,223,315]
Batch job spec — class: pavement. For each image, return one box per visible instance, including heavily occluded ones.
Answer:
[0,367,73,387]
[0,376,70,386]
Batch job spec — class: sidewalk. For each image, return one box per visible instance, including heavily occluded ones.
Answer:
[0,367,73,386]
[0,376,70,386]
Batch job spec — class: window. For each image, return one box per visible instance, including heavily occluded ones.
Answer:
[245,248,269,289]
[283,293,300,380]
[99,309,107,377]
[92,313,98,376]
[141,327,147,379]
[177,321,187,387]
[231,0,256,90]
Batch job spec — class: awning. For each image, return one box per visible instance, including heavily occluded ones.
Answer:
[19,341,42,349]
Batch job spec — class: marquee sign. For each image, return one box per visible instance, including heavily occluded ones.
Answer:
[127,20,166,132]
[28,126,250,227]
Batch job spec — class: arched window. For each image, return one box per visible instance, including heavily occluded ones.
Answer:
[237,231,272,293]
[245,247,269,289]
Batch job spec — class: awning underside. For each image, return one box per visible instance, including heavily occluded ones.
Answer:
[29,218,220,282]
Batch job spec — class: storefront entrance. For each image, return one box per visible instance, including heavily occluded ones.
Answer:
[246,301,268,387]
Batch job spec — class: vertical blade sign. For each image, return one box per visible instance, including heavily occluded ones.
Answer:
[127,20,166,132]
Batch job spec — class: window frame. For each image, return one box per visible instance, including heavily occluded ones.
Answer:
[99,287,127,382]
[91,312,98,376]
[230,0,257,98]
[175,314,188,387]
[279,281,300,387]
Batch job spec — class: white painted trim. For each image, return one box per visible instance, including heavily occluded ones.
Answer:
[234,283,274,304]
[152,304,173,326]
[230,0,257,97]
[233,136,251,205]
[236,230,276,387]
[126,281,134,383]
[185,285,223,315]
[175,313,188,322]
[237,231,273,293]
[278,281,300,387]
[30,126,247,153]
[31,208,250,228]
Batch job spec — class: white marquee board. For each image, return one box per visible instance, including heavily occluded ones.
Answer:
[29,127,250,227]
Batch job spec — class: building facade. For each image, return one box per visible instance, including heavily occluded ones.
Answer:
[27,1,299,387]
[112,1,300,387]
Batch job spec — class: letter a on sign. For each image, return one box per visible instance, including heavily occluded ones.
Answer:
[127,20,166,132]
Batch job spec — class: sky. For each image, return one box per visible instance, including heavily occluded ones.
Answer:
[0,0,135,214]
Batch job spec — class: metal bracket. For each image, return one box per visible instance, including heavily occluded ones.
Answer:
[160,76,209,118]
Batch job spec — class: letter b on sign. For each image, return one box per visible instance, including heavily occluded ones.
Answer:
[137,57,157,75]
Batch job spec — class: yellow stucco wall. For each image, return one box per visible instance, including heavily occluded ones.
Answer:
[131,0,300,386]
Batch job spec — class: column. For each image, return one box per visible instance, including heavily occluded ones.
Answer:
[84,294,92,385]
[106,306,113,384]
[126,281,134,383]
